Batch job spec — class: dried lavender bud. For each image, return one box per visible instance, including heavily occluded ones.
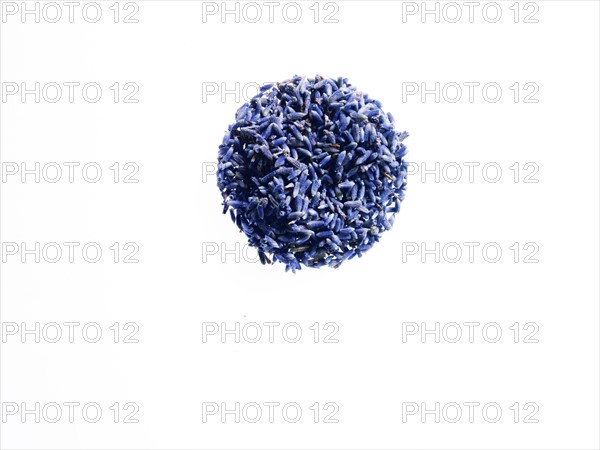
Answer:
[217,75,408,272]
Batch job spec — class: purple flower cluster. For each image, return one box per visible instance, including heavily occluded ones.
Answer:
[217,75,408,271]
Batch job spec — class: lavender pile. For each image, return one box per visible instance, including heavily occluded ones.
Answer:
[217,75,408,271]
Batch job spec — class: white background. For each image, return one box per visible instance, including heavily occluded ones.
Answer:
[1,1,599,449]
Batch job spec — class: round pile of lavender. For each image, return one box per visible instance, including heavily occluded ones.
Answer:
[217,75,408,272]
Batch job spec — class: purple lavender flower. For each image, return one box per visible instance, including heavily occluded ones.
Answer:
[217,75,409,272]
